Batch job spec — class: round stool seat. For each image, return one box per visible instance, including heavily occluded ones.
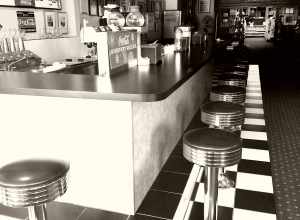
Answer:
[0,159,69,208]
[218,74,247,88]
[183,128,241,167]
[201,101,245,127]
[210,85,246,104]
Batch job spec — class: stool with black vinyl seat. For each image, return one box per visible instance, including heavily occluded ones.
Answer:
[0,159,69,220]
[201,101,245,132]
[183,128,241,220]
[210,85,246,104]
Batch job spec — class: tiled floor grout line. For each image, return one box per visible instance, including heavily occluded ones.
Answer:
[75,207,88,220]
[150,189,183,196]
[135,212,171,220]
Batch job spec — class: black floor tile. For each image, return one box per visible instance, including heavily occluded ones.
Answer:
[171,142,183,157]
[245,113,265,119]
[162,155,193,174]
[129,214,165,220]
[245,103,263,109]
[234,189,276,214]
[242,124,266,132]
[0,205,27,219]
[78,207,128,220]
[137,190,181,219]
[238,159,271,176]
[242,139,269,150]
[151,171,189,194]
[188,202,233,220]
[47,202,85,220]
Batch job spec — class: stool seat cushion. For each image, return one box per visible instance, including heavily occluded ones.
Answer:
[0,159,69,208]
[183,128,242,167]
[183,128,241,152]
[0,159,69,188]
[211,85,246,95]
[202,101,244,115]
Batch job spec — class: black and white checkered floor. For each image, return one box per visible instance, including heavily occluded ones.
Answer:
[173,65,277,220]
[0,66,277,220]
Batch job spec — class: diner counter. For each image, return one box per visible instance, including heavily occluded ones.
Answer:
[0,47,212,102]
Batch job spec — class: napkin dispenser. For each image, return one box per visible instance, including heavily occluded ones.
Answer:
[141,43,162,64]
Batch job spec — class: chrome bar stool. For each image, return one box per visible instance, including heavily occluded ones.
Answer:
[201,101,245,132]
[217,74,247,88]
[183,128,241,220]
[201,101,245,188]
[0,159,69,220]
[210,85,246,104]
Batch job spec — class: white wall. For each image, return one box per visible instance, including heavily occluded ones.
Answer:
[0,0,89,62]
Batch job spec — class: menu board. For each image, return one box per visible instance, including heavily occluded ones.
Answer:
[0,0,61,9]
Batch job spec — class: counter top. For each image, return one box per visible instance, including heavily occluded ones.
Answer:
[0,47,212,102]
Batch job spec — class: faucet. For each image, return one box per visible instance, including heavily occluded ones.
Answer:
[6,56,27,71]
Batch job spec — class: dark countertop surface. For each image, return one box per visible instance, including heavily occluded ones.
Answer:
[0,46,213,102]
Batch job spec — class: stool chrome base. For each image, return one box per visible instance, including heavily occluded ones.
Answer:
[204,167,218,220]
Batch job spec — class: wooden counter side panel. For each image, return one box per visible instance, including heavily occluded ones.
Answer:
[132,61,213,211]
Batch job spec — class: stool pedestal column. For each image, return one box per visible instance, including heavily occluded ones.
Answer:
[204,167,219,220]
[28,205,47,220]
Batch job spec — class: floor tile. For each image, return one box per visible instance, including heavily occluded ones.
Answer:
[232,208,276,220]
[235,172,274,193]
[0,205,26,219]
[245,108,264,114]
[47,202,86,220]
[162,156,193,175]
[151,171,189,194]
[241,139,269,150]
[237,159,272,176]
[242,148,270,162]
[129,214,165,220]
[244,113,265,119]
[244,103,263,109]
[241,124,266,132]
[245,99,263,104]
[244,118,265,126]
[241,131,267,141]
[137,190,181,219]
[234,189,276,214]
[187,202,233,220]
[78,207,128,220]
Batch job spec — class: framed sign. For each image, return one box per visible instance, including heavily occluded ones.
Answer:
[35,0,61,9]
[58,12,68,34]
[17,11,36,33]
[199,0,210,13]
[88,0,98,16]
[44,11,57,34]
[15,0,35,7]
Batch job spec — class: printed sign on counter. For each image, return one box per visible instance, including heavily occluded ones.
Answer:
[17,11,36,33]
[108,31,137,74]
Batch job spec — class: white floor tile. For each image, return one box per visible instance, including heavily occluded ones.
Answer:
[0,216,22,220]
[244,118,265,126]
[226,164,238,172]
[245,99,263,104]
[242,148,270,162]
[241,130,268,141]
[236,172,273,193]
[194,183,236,208]
[233,208,276,220]
[245,108,264,114]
